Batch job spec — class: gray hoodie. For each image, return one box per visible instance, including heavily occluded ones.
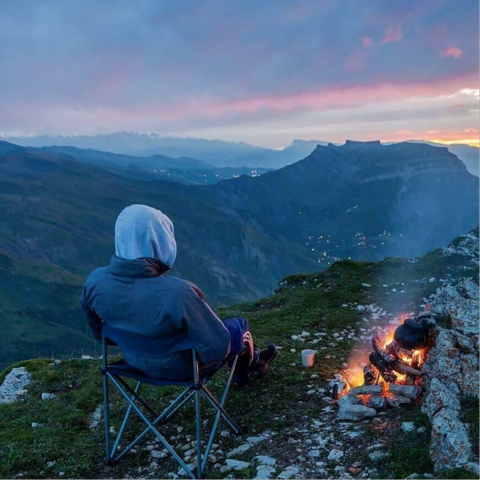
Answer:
[80,205,231,380]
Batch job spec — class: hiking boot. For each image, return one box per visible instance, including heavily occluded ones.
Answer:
[252,343,278,379]
[233,368,250,388]
[233,347,252,387]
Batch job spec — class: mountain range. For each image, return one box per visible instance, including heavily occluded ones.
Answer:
[0,138,478,369]
[2,132,478,174]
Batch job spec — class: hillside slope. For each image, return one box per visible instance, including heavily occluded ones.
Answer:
[0,141,315,369]
[0,229,478,480]
[0,140,478,370]
[210,141,479,263]
[35,145,272,185]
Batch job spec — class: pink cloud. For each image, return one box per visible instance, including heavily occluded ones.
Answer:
[448,104,466,113]
[465,128,479,133]
[443,47,464,59]
[131,71,477,123]
[382,26,404,44]
[396,129,414,136]
[362,37,373,47]
[428,130,439,134]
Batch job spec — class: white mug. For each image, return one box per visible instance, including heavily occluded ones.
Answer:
[301,349,317,367]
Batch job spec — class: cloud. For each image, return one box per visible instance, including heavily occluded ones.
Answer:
[448,104,467,113]
[443,47,464,59]
[396,129,414,135]
[362,37,373,47]
[382,26,404,43]
[0,0,478,145]
[428,130,439,134]
[465,128,479,133]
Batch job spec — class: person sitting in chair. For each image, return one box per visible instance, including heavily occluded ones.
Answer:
[80,204,277,386]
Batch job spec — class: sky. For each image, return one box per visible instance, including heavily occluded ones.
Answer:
[0,0,478,148]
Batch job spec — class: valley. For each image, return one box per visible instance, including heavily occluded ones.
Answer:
[0,139,478,370]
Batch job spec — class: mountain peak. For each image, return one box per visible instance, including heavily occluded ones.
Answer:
[343,140,382,147]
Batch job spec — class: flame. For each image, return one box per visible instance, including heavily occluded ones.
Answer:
[359,394,371,406]
[341,313,427,391]
[343,366,367,388]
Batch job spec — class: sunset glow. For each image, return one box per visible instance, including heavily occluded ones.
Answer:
[0,1,478,148]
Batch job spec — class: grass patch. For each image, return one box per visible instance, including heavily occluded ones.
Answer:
[374,407,434,479]
[460,395,479,457]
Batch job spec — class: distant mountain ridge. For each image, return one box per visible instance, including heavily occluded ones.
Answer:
[33,145,271,185]
[205,140,479,262]
[0,139,477,369]
[2,132,477,174]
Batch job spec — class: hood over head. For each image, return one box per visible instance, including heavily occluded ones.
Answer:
[114,204,177,268]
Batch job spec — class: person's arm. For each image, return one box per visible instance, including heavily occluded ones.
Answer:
[80,285,103,341]
[181,288,231,364]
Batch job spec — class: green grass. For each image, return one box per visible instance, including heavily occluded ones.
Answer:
[1,251,478,479]
[460,396,480,457]
[0,260,370,478]
[372,407,434,479]
[441,468,479,479]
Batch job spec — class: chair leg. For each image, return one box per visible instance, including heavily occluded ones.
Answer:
[110,381,141,459]
[103,373,111,463]
[115,375,161,418]
[107,373,196,480]
[201,353,239,471]
[115,387,193,462]
[195,389,202,478]
[163,389,195,423]
[200,385,244,435]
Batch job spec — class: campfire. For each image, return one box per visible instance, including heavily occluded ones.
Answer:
[329,314,432,410]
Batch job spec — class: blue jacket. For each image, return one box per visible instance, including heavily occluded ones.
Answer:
[80,256,231,380]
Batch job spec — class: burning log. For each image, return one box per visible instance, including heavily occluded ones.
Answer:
[372,333,395,365]
[371,333,423,382]
[363,364,376,385]
[391,361,423,377]
[369,351,397,383]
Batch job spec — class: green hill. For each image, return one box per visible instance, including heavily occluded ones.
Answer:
[1,230,477,479]
[1,140,478,371]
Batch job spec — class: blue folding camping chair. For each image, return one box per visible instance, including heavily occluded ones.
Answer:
[100,335,246,479]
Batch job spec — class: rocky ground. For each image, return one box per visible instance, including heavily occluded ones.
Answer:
[0,230,478,479]
[422,279,479,476]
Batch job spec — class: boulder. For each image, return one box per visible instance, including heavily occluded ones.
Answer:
[327,449,344,461]
[422,378,460,418]
[385,394,411,407]
[348,385,383,396]
[401,422,415,433]
[458,354,479,396]
[338,404,376,421]
[430,408,472,471]
[338,394,362,407]
[277,466,300,479]
[423,279,479,473]
[255,465,276,479]
[364,395,387,409]
[225,459,250,471]
[388,384,421,400]
[0,367,32,405]
[256,456,276,466]
[227,443,251,457]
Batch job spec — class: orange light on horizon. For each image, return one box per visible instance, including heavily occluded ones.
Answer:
[429,138,479,148]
